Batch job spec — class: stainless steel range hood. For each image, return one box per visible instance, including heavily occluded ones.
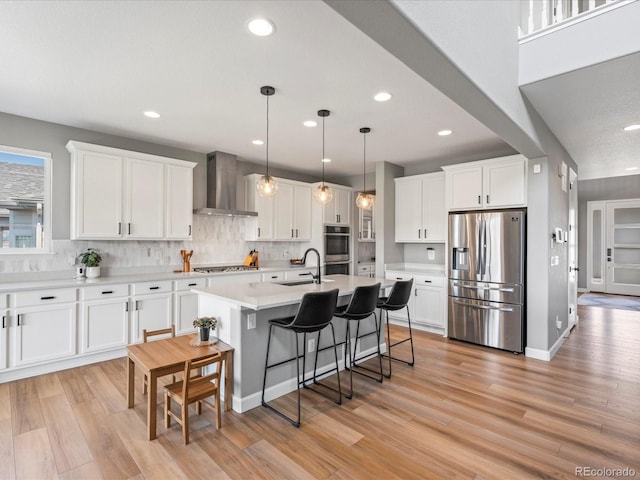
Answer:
[193,151,258,217]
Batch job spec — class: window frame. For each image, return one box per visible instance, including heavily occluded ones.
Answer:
[0,144,53,255]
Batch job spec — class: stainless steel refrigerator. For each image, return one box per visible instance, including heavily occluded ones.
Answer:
[448,209,526,353]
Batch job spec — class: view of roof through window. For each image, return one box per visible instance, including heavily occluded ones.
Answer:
[0,151,45,249]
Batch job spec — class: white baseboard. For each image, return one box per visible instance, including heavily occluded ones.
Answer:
[577,287,589,293]
[525,327,569,361]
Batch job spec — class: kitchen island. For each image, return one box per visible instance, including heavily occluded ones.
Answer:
[192,274,395,412]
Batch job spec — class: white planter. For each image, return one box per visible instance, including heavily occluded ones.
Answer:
[86,266,101,278]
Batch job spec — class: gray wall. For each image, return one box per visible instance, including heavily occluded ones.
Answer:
[375,161,404,277]
[577,174,640,288]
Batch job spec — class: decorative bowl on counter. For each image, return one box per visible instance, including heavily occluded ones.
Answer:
[290,259,305,266]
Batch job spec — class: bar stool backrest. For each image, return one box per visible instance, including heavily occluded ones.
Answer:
[382,279,414,310]
[289,289,339,332]
[342,283,381,319]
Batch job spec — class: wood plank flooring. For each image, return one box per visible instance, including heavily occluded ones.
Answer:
[2,303,639,479]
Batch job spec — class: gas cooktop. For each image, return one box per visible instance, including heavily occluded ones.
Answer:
[192,265,259,273]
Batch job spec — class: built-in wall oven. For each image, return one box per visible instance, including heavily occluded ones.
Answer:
[324,225,350,275]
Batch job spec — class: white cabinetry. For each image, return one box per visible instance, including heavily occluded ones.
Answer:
[1,294,7,370]
[323,186,352,226]
[245,175,275,241]
[131,281,173,343]
[284,269,316,281]
[11,288,77,367]
[356,263,375,278]
[384,271,445,334]
[443,155,527,211]
[274,182,312,240]
[67,141,195,240]
[174,277,208,335]
[80,284,129,354]
[395,172,446,243]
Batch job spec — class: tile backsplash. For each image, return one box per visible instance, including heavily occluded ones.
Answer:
[0,215,306,279]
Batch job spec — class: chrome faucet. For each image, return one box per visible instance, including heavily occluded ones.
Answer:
[301,248,321,284]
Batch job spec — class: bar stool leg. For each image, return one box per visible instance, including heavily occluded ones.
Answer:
[383,309,392,378]
[261,324,274,405]
[350,313,383,383]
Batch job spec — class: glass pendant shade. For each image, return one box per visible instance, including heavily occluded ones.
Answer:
[314,184,333,205]
[355,191,373,209]
[256,86,277,197]
[314,109,333,205]
[256,175,277,197]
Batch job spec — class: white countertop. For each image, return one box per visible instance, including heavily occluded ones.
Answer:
[385,263,446,276]
[192,274,395,310]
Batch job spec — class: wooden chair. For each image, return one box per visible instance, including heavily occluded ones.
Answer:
[142,325,176,394]
[164,352,223,444]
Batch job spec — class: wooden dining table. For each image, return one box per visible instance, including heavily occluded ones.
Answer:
[127,333,234,440]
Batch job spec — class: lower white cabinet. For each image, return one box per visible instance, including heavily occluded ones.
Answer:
[384,271,445,333]
[174,277,208,336]
[1,294,8,369]
[131,281,173,343]
[12,303,77,367]
[80,284,129,354]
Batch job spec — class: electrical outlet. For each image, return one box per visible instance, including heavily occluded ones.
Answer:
[556,316,561,329]
[247,313,256,330]
[308,338,315,353]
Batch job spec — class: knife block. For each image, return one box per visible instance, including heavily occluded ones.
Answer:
[183,259,191,272]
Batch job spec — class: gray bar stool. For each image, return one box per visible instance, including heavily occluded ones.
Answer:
[377,278,414,378]
[334,283,382,399]
[261,289,341,427]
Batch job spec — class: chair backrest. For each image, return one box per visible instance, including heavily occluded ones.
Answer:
[182,352,222,399]
[143,325,175,342]
[343,283,381,318]
[289,289,339,332]
[384,279,413,308]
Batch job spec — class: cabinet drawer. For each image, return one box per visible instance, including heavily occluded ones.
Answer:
[284,269,315,281]
[385,272,412,282]
[413,275,444,288]
[262,272,285,282]
[0,293,7,309]
[83,283,129,301]
[132,280,172,295]
[357,264,372,274]
[175,277,208,291]
[15,288,77,307]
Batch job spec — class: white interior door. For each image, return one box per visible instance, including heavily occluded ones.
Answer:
[587,201,606,292]
[605,199,640,295]
[567,169,578,328]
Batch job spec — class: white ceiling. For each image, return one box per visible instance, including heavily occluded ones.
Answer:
[0,0,512,179]
[521,52,640,180]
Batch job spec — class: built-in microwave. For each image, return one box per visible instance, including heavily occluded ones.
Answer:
[324,225,350,263]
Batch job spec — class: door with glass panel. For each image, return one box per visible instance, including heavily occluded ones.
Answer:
[605,200,640,295]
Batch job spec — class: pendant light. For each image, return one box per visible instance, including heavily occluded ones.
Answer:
[355,127,374,209]
[313,109,333,205]
[256,86,277,197]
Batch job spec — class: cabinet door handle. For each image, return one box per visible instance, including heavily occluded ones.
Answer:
[40,296,55,300]
[188,283,197,287]
[125,302,129,312]
[118,222,122,235]
[424,229,427,238]
[258,227,261,238]
[415,288,418,296]
[188,225,192,236]
[2,316,5,328]
[135,301,140,310]
[486,195,490,204]
[396,277,403,280]
[478,195,481,204]
[337,214,340,223]
[149,286,159,290]
[271,275,278,279]
[101,290,114,295]
[291,229,294,238]
[418,229,421,238]
[295,229,298,238]
[423,280,432,283]
[17,314,23,326]
[128,223,132,235]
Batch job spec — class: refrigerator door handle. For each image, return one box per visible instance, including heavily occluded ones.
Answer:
[452,299,514,313]
[484,216,490,278]
[475,214,481,275]
[452,283,514,293]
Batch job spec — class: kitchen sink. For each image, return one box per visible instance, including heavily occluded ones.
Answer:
[279,280,315,286]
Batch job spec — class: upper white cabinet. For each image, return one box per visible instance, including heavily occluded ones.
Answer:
[443,154,527,211]
[67,141,195,240]
[323,186,351,226]
[245,175,311,241]
[395,172,446,243]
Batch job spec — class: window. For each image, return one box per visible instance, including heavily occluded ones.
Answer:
[0,145,52,254]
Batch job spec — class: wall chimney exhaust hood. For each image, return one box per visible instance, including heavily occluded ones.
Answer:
[193,151,258,217]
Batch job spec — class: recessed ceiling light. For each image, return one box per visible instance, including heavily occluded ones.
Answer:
[303,120,318,127]
[623,124,640,131]
[374,92,392,102]
[248,18,275,36]
[252,139,264,145]
[438,129,453,136]
[144,111,160,119]
[624,166,639,171]
[321,158,331,163]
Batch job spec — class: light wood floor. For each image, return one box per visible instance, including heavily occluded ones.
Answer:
[2,304,639,479]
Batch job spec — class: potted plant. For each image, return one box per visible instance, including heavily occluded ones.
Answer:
[80,248,102,278]
[193,316,218,342]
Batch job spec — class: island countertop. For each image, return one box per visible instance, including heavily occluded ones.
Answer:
[192,274,395,310]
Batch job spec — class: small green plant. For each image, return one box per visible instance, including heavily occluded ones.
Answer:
[79,248,102,267]
[193,316,217,329]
